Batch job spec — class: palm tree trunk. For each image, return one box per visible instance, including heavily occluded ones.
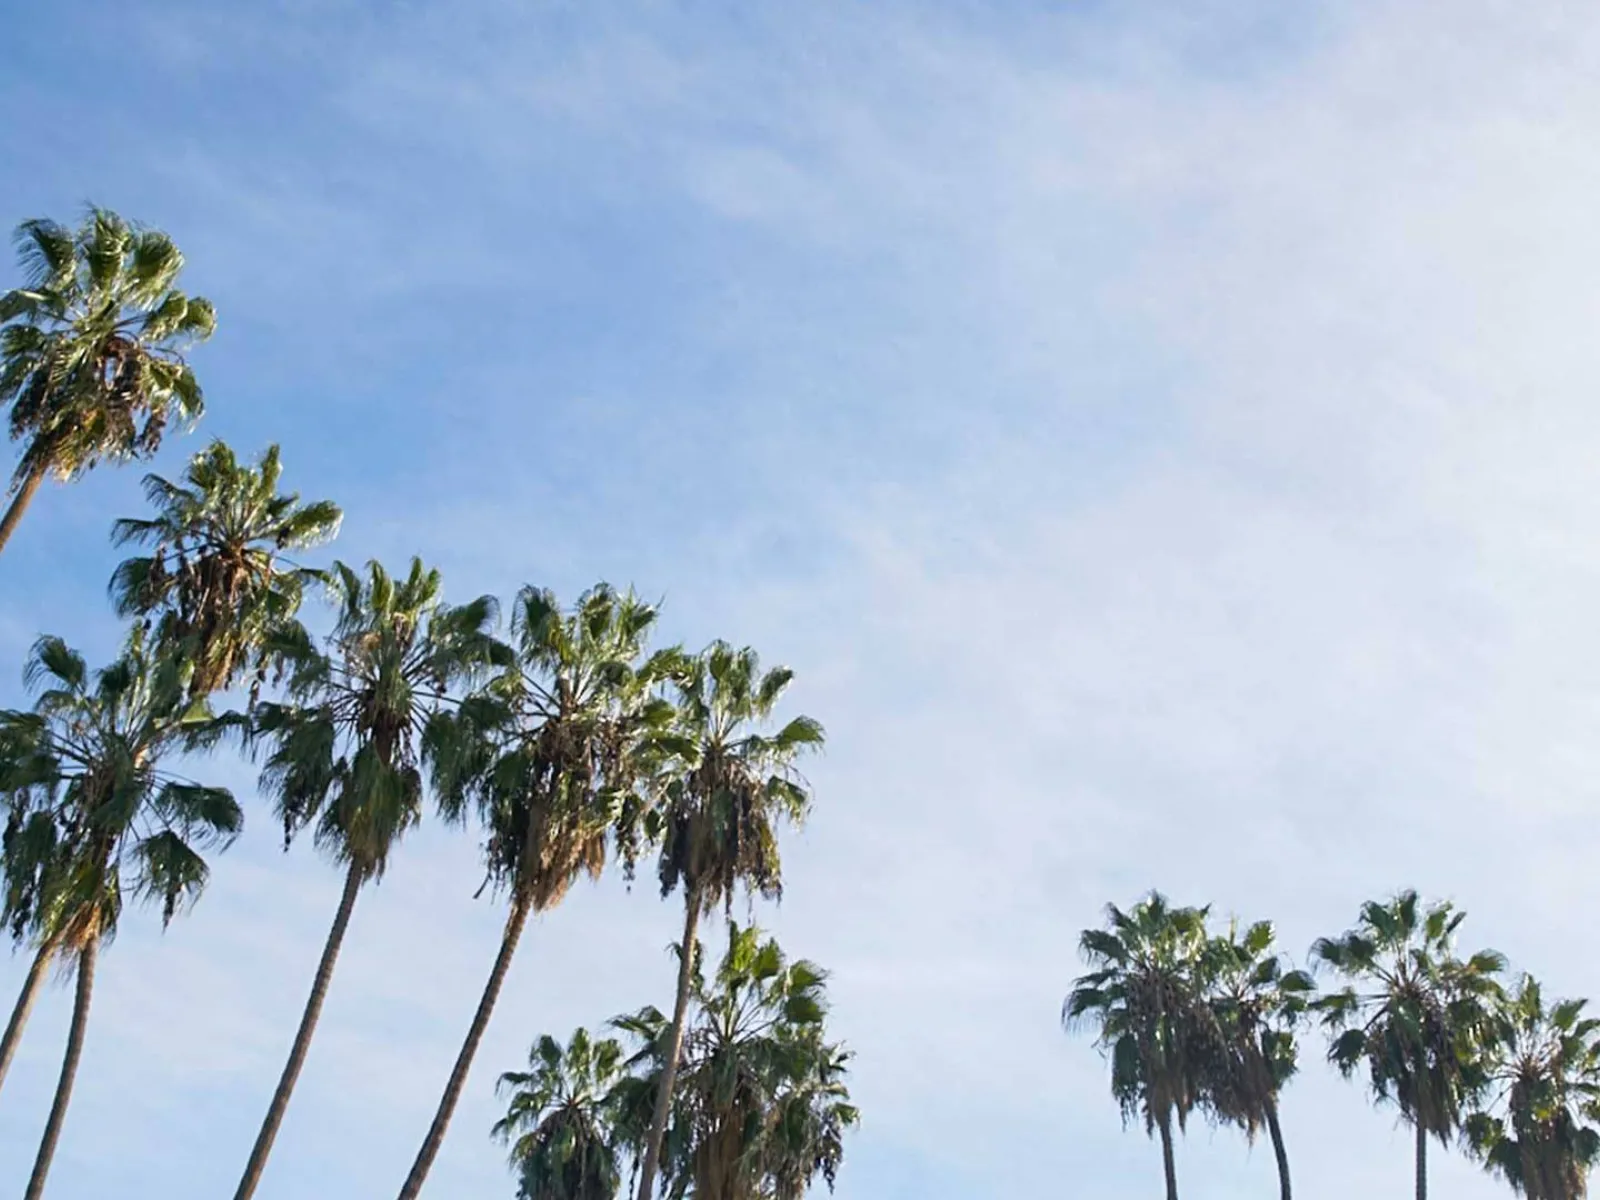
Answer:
[1157,1108,1179,1200]
[635,890,703,1200]
[1414,1121,1426,1200]
[0,936,56,1095]
[233,862,364,1200]
[1265,1095,1291,1200]
[395,894,532,1200]
[24,937,97,1200]
[0,457,49,558]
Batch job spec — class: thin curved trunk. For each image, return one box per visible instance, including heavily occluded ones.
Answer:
[395,894,532,1200]
[0,457,49,558]
[233,862,364,1200]
[24,937,97,1200]
[1265,1096,1291,1200]
[0,936,56,1095]
[1157,1108,1179,1200]
[635,890,703,1200]
[1414,1121,1426,1200]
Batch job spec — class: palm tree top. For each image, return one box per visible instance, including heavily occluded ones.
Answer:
[0,632,240,946]
[250,556,500,878]
[1467,974,1600,1199]
[1,209,214,487]
[1065,891,1230,1152]
[112,440,341,560]
[647,642,824,910]
[109,439,342,702]
[1313,890,1506,1144]
[1313,890,1507,1002]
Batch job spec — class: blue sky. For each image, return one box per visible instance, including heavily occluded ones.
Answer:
[3,1,1599,1196]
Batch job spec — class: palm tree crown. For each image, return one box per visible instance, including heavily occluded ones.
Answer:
[430,583,672,916]
[251,557,498,876]
[1466,975,1600,1200]
[647,642,823,912]
[495,1028,629,1200]
[0,632,241,945]
[111,439,341,702]
[0,210,215,553]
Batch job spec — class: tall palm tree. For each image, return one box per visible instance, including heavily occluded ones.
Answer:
[614,923,857,1200]
[1202,919,1315,1200]
[1314,891,1506,1200]
[494,1028,629,1200]
[230,558,499,1200]
[396,584,670,1199]
[1465,975,1600,1199]
[110,439,342,702]
[0,210,214,555]
[631,644,824,1200]
[1064,893,1218,1200]
[0,633,241,1199]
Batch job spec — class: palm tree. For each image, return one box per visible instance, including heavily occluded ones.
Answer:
[0,210,214,555]
[1202,919,1315,1200]
[231,558,499,1200]
[396,584,670,1199]
[614,923,857,1200]
[110,439,342,702]
[1313,890,1506,1200]
[762,1035,857,1200]
[1064,893,1218,1200]
[1465,975,1600,1199]
[494,1028,629,1200]
[0,633,241,1199]
[631,643,824,1200]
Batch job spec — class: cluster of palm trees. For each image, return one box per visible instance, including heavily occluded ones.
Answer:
[495,924,857,1200]
[0,209,856,1200]
[1068,890,1599,1200]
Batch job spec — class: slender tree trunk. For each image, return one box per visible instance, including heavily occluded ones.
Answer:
[24,937,97,1200]
[233,862,365,1200]
[0,458,49,558]
[1264,1096,1291,1200]
[1157,1108,1179,1200]
[1414,1121,1426,1200]
[0,936,56,1095]
[635,891,703,1200]
[395,895,532,1200]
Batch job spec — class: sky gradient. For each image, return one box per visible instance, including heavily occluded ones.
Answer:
[2,2,1598,1196]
